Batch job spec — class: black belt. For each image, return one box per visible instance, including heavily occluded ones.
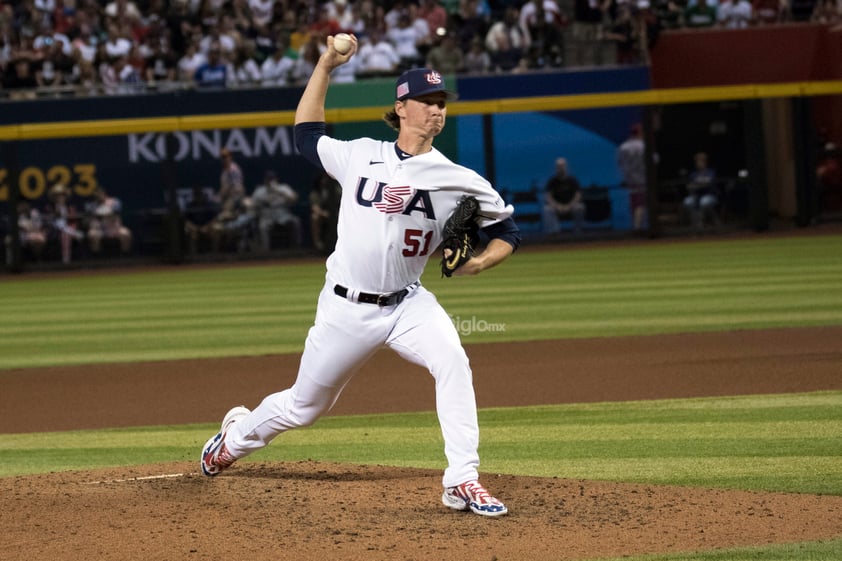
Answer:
[334,283,415,307]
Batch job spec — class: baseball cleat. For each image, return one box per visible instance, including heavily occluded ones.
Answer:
[442,480,508,517]
[200,406,250,476]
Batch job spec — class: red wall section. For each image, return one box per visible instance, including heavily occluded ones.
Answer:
[650,23,841,88]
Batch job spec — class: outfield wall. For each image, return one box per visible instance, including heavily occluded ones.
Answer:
[0,67,649,258]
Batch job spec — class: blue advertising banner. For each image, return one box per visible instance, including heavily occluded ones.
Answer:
[1,66,651,263]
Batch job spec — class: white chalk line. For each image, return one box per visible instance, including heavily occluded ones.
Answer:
[82,472,185,485]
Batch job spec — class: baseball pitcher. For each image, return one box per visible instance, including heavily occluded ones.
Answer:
[201,33,521,517]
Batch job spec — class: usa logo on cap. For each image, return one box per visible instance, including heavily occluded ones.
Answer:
[425,71,442,85]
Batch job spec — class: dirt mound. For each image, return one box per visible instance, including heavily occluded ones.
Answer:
[6,461,842,561]
[4,327,842,560]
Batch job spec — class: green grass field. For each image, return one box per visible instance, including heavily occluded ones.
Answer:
[2,233,842,561]
[2,234,841,368]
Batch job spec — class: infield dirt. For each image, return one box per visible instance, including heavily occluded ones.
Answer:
[3,326,842,560]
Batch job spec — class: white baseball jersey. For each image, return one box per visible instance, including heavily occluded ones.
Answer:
[224,130,516,490]
[316,136,514,293]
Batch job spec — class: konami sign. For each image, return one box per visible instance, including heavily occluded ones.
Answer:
[128,127,296,163]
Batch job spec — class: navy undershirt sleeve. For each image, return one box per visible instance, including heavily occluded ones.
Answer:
[294,122,327,168]
[480,217,521,252]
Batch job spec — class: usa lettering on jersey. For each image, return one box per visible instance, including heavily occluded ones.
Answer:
[355,178,436,219]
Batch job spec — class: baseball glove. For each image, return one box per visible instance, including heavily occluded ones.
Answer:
[440,195,480,277]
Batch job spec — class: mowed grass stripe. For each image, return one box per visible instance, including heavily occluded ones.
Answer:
[4,391,839,495]
[435,272,842,297]
[2,235,842,368]
[1,277,322,313]
[1,306,316,334]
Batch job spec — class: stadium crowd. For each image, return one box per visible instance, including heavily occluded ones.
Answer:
[1,0,837,98]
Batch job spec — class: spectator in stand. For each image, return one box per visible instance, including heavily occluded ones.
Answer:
[11,29,42,63]
[287,12,311,53]
[270,1,289,29]
[418,0,449,37]
[178,40,205,82]
[453,0,489,54]
[249,0,276,31]
[196,1,221,31]
[104,0,142,24]
[363,2,389,35]
[717,0,753,27]
[144,33,178,85]
[633,0,661,65]
[385,0,410,29]
[309,171,341,253]
[293,33,323,84]
[388,11,426,71]
[568,0,606,67]
[33,20,72,58]
[330,0,357,32]
[4,200,47,264]
[194,41,227,88]
[251,169,302,251]
[218,147,245,209]
[231,0,255,34]
[310,5,341,38]
[218,13,244,50]
[200,23,238,58]
[103,23,132,59]
[85,186,132,256]
[213,147,254,252]
[69,22,98,63]
[44,182,84,265]
[685,0,718,26]
[356,29,400,77]
[811,0,841,22]
[340,1,367,35]
[97,50,121,94]
[604,3,640,65]
[520,0,568,68]
[70,57,100,95]
[227,40,262,86]
[485,6,525,72]
[36,38,74,87]
[165,0,195,56]
[331,47,360,82]
[114,52,144,93]
[617,123,648,231]
[426,29,464,74]
[463,36,491,73]
[653,0,687,29]
[260,41,295,85]
[682,151,719,231]
[542,157,586,236]
[752,0,783,23]
[816,142,842,214]
[183,184,222,255]
[408,3,434,58]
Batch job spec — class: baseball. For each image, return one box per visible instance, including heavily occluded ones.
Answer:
[333,33,352,55]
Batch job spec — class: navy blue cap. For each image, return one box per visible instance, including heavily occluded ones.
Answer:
[395,68,457,101]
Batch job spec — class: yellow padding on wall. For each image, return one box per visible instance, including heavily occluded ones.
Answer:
[2,80,841,141]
